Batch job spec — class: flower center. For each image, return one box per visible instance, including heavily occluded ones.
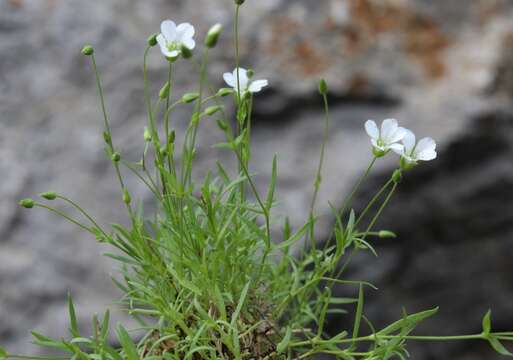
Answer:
[166,41,179,52]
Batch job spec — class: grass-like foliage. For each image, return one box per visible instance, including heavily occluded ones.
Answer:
[4,2,513,359]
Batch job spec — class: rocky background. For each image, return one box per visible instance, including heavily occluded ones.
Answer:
[1,0,513,358]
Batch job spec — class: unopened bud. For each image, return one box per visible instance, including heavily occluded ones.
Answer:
[392,169,402,184]
[144,127,152,142]
[217,88,233,97]
[216,119,228,131]
[169,130,176,143]
[111,152,121,162]
[181,45,193,59]
[318,78,328,95]
[19,198,34,209]
[147,33,158,47]
[205,24,223,48]
[205,105,222,116]
[81,45,94,56]
[182,93,200,103]
[40,192,57,200]
[160,147,168,157]
[378,230,396,238]
[103,131,111,144]
[122,188,131,205]
[246,69,255,78]
[235,0,245,4]
[159,82,170,99]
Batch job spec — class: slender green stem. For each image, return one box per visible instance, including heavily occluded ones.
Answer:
[56,195,108,238]
[234,5,242,103]
[354,177,394,228]
[34,204,92,234]
[339,157,377,218]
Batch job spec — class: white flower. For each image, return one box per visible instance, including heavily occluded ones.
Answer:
[365,118,407,154]
[393,129,437,164]
[156,20,195,59]
[223,68,268,95]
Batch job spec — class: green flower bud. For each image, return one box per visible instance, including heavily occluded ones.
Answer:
[205,24,223,48]
[181,44,193,59]
[144,127,152,142]
[169,130,176,143]
[147,33,159,47]
[392,169,402,184]
[123,188,131,205]
[160,147,168,157]
[19,198,34,209]
[40,192,57,200]
[191,112,200,126]
[318,78,328,95]
[103,131,111,144]
[182,92,200,103]
[159,82,170,99]
[235,0,245,4]
[246,69,255,78]
[217,88,233,97]
[216,119,228,131]
[378,230,397,238]
[111,152,121,162]
[81,45,94,56]
[204,105,222,116]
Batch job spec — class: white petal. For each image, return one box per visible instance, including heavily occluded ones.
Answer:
[365,120,379,140]
[157,34,177,58]
[249,79,268,93]
[223,72,235,88]
[380,118,398,143]
[182,37,196,50]
[402,129,416,153]
[161,20,177,41]
[370,138,380,149]
[176,23,195,40]
[232,68,249,90]
[389,143,404,154]
[415,137,436,154]
[388,126,407,144]
[417,149,437,161]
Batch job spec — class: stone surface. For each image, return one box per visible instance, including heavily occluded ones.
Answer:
[1,0,513,358]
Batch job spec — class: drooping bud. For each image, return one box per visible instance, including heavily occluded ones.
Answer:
[40,192,57,200]
[144,127,152,142]
[378,230,397,238]
[392,169,402,184]
[147,33,159,47]
[122,188,131,205]
[182,93,200,103]
[103,131,111,144]
[318,78,328,95]
[204,105,223,116]
[216,119,228,131]
[180,45,193,59]
[217,88,233,97]
[81,45,94,56]
[159,82,170,99]
[205,24,223,48]
[111,152,121,162]
[19,198,34,209]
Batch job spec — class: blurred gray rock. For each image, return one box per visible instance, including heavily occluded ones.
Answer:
[1,0,513,358]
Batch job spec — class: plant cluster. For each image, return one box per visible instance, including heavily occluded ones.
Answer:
[2,2,513,359]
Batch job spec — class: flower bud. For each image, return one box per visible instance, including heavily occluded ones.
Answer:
[392,169,402,184]
[103,131,111,144]
[144,127,152,142]
[378,230,396,238]
[123,188,131,205]
[111,152,121,162]
[204,105,222,116]
[147,33,159,47]
[40,192,57,200]
[217,88,233,97]
[235,0,245,4]
[318,78,328,95]
[159,82,170,99]
[181,45,193,59]
[246,69,255,78]
[191,112,200,126]
[81,45,94,56]
[217,119,228,131]
[205,24,223,48]
[182,93,200,103]
[169,130,176,143]
[160,147,168,157]
[19,198,34,209]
